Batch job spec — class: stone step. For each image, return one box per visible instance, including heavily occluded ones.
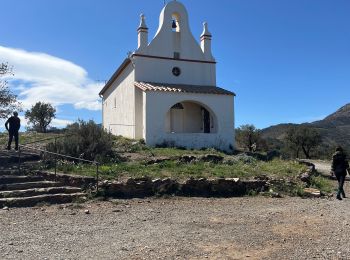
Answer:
[0,162,40,176]
[0,193,86,208]
[0,169,22,176]
[0,175,44,184]
[0,181,62,191]
[0,186,82,198]
[0,155,41,164]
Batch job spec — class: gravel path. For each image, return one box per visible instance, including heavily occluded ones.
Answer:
[1,162,350,260]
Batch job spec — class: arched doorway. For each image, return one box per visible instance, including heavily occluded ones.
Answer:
[165,101,217,133]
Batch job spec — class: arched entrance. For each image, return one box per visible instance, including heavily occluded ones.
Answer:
[165,101,217,133]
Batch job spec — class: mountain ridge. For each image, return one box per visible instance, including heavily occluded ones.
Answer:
[261,103,350,151]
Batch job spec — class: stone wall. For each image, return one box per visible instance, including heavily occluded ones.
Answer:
[34,171,96,189]
[100,177,269,198]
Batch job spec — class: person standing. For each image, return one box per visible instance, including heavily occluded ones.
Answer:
[5,111,21,151]
[331,146,350,200]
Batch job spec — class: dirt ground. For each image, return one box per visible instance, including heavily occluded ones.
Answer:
[1,163,350,260]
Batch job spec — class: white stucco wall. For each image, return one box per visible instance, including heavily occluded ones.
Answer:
[136,1,214,62]
[103,64,136,138]
[134,57,216,86]
[165,102,216,134]
[133,0,216,86]
[134,86,144,139]
[144,91,235,151]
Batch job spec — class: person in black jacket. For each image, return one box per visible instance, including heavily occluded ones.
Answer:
[5,111,21,151]
[331,146,350,200]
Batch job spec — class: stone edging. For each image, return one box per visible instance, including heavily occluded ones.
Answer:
[34,171,96,188]
[99,177,269,198]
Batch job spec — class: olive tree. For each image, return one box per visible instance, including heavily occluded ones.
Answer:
[25,102,56,133]
[0,63,21,118]
[236,124,262,152]
[284,125,322,159]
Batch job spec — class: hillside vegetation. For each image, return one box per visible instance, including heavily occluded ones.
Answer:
[261,103,350,157]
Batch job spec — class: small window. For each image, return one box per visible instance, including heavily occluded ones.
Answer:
[174,52,180,59]
[114,97,117,108]
[171,103,184,109]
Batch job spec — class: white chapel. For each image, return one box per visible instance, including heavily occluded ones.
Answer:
[99,0,236,152]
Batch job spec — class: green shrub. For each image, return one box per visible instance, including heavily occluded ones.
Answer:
[46,120,114,162]
[310,175,333,193]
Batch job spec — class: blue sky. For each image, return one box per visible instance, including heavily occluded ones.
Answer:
[1,0,349,130]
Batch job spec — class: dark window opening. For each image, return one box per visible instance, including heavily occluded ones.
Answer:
[171,103,184,109]
[174,52,180,59]
[202,107,211,133]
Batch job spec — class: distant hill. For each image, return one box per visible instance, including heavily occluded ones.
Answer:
[261,103,350,152]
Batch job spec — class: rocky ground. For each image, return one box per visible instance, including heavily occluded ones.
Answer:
[1,163,350,260]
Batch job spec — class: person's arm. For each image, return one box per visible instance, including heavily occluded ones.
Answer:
[4,119,9,131]
[331,155,335,172]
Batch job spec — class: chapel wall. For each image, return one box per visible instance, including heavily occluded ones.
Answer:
[144,91,235,151]
[134,57,216,86]
[103,65,136,138]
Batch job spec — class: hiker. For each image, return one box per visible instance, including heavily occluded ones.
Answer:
[4,111,21,151]
[331,146,350,200]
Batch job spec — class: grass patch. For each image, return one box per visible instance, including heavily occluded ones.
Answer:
[42,158,307,182]
[310,175,333,194]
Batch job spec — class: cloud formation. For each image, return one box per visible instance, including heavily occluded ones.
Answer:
[0,117,73,132]
[0,45,103,111]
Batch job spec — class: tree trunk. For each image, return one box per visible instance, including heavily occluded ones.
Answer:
[302,145,310,159]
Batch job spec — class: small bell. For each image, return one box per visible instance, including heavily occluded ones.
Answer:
[172,19,177,29]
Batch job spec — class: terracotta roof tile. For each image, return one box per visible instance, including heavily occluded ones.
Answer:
[134,82,235,96]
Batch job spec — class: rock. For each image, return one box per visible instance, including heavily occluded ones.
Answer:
[300,172,312,183]
[210,178,245,197]
[2,206,9,210]
[181,178,211,196]
[199,154,224,164]
[303,188,321,198]
[145,157,171,165]
[152,178,178,195]
[84,210,90,214]
[254,174,270,181]
[178,155,197,163]
[270,192,282,198]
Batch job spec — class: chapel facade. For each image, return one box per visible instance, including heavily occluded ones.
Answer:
[99,0,236,152]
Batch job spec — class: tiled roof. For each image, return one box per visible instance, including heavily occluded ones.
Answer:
[134,82,235,96]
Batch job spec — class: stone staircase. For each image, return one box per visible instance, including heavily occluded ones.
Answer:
[0,149,86,208]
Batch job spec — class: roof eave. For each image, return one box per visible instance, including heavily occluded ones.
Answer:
[99,58,132,96]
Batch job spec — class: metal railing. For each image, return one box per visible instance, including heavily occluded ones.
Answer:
[17,135,100,191]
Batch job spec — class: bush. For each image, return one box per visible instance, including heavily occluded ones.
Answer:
[46,120,115,162]
[113,136,147,153]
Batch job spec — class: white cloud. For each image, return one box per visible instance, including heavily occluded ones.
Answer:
[0,45,103,111]
[18,116,73,129]
[0,116,73,132]
[51,118,74,128]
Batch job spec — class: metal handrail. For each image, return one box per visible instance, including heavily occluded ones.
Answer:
[21,134,73,146]
[18,142,100,192]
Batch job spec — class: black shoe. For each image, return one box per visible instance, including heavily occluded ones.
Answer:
[6,147,11,151]
[337,195,343,200]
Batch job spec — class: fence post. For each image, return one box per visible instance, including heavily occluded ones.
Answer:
[96,163,99,192]
[18,146,21,174]
[54,137,57,179]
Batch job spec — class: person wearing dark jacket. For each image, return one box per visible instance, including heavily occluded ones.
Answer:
[331,146,350,200]
[5,112,21,150]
